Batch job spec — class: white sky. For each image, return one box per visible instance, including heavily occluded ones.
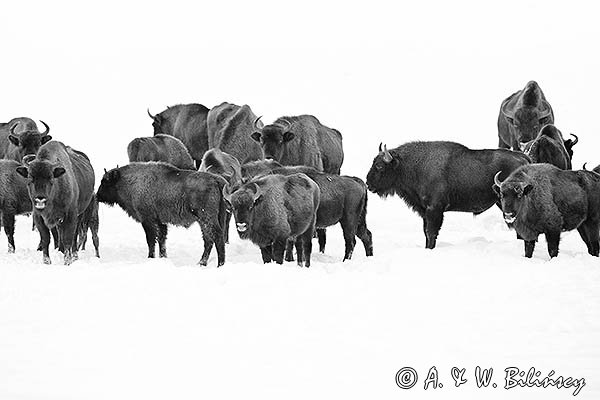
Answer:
[2,1,600,177]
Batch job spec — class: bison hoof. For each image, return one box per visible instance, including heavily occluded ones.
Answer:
[159,252,167,258]
[37,243,43,251]
[285,255,295,262]
[43,256,51,265]
[366,247,373,256]
[8,245,15,254]
[198,259,208,266]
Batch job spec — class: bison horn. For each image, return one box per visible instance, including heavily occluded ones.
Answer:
[493,171,503,187]
[147,108,155,119]
[569,133,579,145]
[280,119,292,133]
[104,168,108,174]
[39,120,50,135]
[253,116,263,131]
[583,162,588,171]
[378,142,383,153]
[9,122,19,135]
[22,154,36,165]
[500,100,513,119]
[382,144,393,163]
[222,184,233,203]
[539,100,552,120]
[252,183,263,203]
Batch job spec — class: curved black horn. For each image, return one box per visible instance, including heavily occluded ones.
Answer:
[280,119,292,133]
[39,120,50,135]
[501,100,513,119]
[382,144,393,163]
[583,162,588,171]
[539,100,552,119]
[494,171,503,187]
[378,142,383,153]
[147,108,155,119]
[253,116,263,131]
[569,133,579,145]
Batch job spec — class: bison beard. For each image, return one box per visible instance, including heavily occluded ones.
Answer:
[366,141,530,249]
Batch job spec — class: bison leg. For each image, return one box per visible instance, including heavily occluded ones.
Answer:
[90,218,100,258]
[141,221,157,258]
[317,228,326,253]
[224,212,231,244]
[340,216,358,261]
[356,226,373,257]
[198,238,214,266]
[272,240,286,264]
[51,227,60,251]
[157,223,168,258]
[213,225,225,267]
[295,237,304,267]
[577,221,600,257]
[284,239,295,262]
[524,240,536,258]
[545,231,561,258]
[301,228,314,268]
[423,206,444,249]
[34,214,52,264]
[3,213,16,253]
[60,216,78,265]
[260,245,273,263]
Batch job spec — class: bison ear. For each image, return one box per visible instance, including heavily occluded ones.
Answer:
[16,166,28,178]
[8,135,20,146]
[53,167,66,178]
[505,116,515,125]
[283,131,295,142]
[522,184,533,196]
[252,183,263,204]
[492,184,501,198]
[41,135,52,144]
[250,132,261,142]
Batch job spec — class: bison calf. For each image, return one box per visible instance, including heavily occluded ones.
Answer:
[366,141,530,249]
[223,173,320,267]
[493,164,600,258]
[97,162,227,266]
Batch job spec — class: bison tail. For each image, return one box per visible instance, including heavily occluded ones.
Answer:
[357,186,369,236]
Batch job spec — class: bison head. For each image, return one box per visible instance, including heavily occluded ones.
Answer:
[563,133,578,159]
[16,158,66,211]
[250,117,293,161]
[492,171,533,224]
[366,143,398,197]
[147,108,170,136]
[97,167,121,206]
[223,182,263,239]
[8,121,51,161]
[502,101,553,149]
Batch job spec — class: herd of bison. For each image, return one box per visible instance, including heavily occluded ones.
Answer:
[1,80,599,266]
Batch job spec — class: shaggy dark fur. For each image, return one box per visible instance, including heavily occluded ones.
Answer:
[498,81,554,150]
[493,164,600,258]
[223,173,320,267]
[207,102,264,163]
[127,134,195,170]
[148,104,210,168]
[199,148,243,244]
[242,161,373,261]
[0,117,48,160]
[76,194,100,257]
[16,141,95,265]
[250,115,344,174]
[366,141,530,249]
[96,162,227,266]
[0,160,32,253]
[523,124,575,169]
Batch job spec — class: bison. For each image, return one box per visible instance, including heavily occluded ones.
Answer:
[147,104,210,168]
[250,115,344,174]
[523,124,577,169]
[16,141,95,265]
[223,173,320,267]
[0,118,51,161]
[366,141,530,249]
[207,102,264,163]
[96,162,227,266]
[127,134,195,170]
[0,159,32,253]
[241,161,373,260]
[199,148,243,243]
[498,81,554,150]
[493,164,600,258]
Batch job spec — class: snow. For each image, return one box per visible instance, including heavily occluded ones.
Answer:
[2,1,600,399]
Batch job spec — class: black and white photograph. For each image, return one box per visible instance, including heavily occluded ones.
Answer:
[0,1,598,399]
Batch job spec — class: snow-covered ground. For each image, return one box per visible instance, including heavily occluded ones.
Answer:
[2,1,600,399]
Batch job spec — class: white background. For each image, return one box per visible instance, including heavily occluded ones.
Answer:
[1,1,599,399]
